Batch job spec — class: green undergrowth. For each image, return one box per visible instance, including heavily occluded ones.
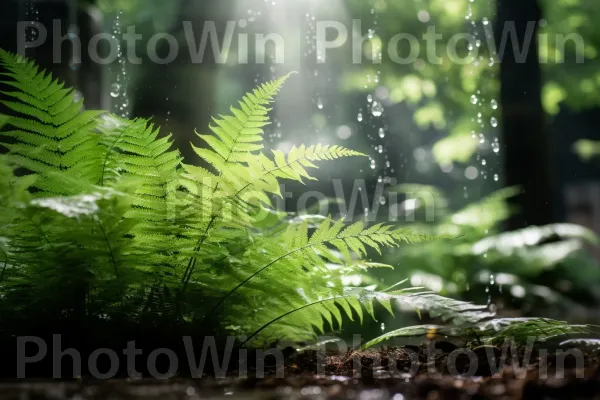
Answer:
[0,49,595,353]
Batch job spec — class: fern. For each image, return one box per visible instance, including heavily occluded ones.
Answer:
[360,318,600,350]
[0,49,103,195]
[0,50,494,347]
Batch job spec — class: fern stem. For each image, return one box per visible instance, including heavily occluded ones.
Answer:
[200,229,389,323]
[181,155,321,292]
[180,215,217,293]
[240,294,351,347]
[180,78,289,292]
[97,220,119,278]
[100,119,129,186]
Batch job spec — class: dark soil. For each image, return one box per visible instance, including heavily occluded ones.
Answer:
[3,344,600,399]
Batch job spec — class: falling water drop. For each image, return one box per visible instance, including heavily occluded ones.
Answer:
[379,197,386,206]
[370,159,376,169]
[317,98,324,110]
[494,174,499,181]
[490,117,498,127]
[367,94,373,103]
[371,101,384,117]
[378,128,385,138]
[110,83,121,98]
[470,95,478,105]
[482,17,489,25]
[357,112,364,122]
[490,99,498,110]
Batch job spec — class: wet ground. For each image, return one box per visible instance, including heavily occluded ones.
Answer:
[2,347,600,399]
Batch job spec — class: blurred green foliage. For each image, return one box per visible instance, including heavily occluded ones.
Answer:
[379,185,600,321]
[342,0,600,165]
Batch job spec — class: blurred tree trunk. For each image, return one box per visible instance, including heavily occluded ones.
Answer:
[496,0,554,229]
[131,0,218,160]
[0,0,103,108]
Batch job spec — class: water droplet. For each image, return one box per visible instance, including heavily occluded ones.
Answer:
[492,141,500,153]
[378,128,385,138]
[357,113,363,122]
[379,197,386,205]
[371,101,384,117]
[494,174,499,181]
[491,99,498,110]
[367,94,373,103]
[483,17,489,25]
[490,117,498,127]
[481,159,487,166]
[110,83,121,98]
[317,98,324,110]
[377,145,383,154]
[370,159,376,169]
[470,95,478,105]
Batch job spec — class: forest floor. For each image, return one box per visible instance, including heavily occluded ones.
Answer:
[2,346,600,399]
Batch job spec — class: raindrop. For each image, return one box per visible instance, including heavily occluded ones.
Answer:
[317,98,324,110]
[378,128,385,138]
[482,17,489,25]
[377,145,384,154]
[470,95,478,105]
[490,117,498,127]
[110,83,121,98]
[370,159,376,169]
[367,94,373,103]
[371,102,384,117]
[494,174,499,181]
[491,99,498,110]
[481,159,487,166]
[357,113,363,122]
[379,197,386,206]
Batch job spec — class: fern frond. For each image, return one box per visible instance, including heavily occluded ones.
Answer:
[199,219,437,324]
[241,287,493,346]
[97,114,182,220]
[359,318,600,349]
[0,50,103,195]
[192,73,292,175]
